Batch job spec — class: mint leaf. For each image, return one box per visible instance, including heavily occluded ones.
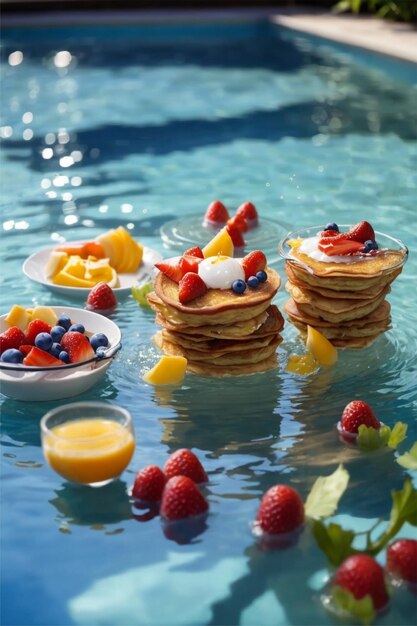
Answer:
[396,442,417,470]
[131,281,152,308]
[330,586,375,626]
[390,478,417,529]
[305,465,349,519]
[387,422,408,449]
[357,424,390,450]
[312,520,356,567]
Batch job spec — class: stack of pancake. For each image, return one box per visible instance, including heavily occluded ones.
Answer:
[147,268,284,376]
[284,246,406,348]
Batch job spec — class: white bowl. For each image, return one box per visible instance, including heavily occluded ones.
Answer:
[0,306,121,402]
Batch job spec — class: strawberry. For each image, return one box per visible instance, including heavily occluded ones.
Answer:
[179,254,202,276]
[86,282,117,312]
[333,554,389,611]
[164,448,207,484]
[23,347,65,367]
[155,258,183,283]
[0,326,26,355]
[183,246,204,259]
[19,344,34,356]
[178,272,208,304]
[61,331,95,363]
[340,400,381,434]
[318,238,364,256]
[386,539,417,584]
[255,485,304,535]
[204,200,230,225]
[235,201,258,226]
[227,214,248,233]
[226,223,245,247]
[160,475,208,521]
[241,250,267,281]
[25,319,52,345]
[347,221,375,244]
[131,465,166,501]
[319,229,341,239]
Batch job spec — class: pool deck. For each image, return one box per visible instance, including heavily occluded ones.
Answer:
[2,6,417,65]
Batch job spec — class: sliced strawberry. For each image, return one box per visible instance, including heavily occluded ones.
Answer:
[23,347,65,367]
[86,282,117,312]
[0,326,26,355]
[178,254,202,276]
[155,258,183,283]
[319,229,340,239]
[25,319,52,345]
[204,200,230,225]
[178,272,208,304]
[235,201,258,226]
[347,221,375,243]
[160,475,209,520]
[226,223,245,247]
[60,331,95,363]
[318,239,364,256]
[183,246,204,259]
[19,344,34,356]
[227,214,248,233]
[131,465,166,501]
[164,448,207,484]
[241,250,267,281]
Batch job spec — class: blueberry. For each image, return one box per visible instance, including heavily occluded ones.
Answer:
[90,333,109,352]
[324,222,339,232]
[69,323,85,334]
[59,350,70,363]
[247,275,260,288]
[256,270,267,283]
[50,342,62,358]
[57,314,71,331]
[96,347,107,359]
[363,239,378,253]
[51,325,66,342]
[232,279,246,294]
[35,332,53,351]
[1,348,24,364]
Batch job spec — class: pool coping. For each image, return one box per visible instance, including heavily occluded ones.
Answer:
[2,6,417,65]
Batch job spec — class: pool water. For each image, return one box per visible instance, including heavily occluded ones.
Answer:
[1,18,417,626]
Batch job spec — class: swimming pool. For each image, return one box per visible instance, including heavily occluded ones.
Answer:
[1,15,417,626]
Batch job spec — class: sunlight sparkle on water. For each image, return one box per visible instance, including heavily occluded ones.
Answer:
[8,51,23,66]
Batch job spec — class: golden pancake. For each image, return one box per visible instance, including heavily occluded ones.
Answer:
[289,317,391,339]
[154,309,268,338]
[185,354,278,377]
[294,292,387,323]
[285,280,390,314]
[161,328,281,355]
[152,267,281,316]
[284,298,391,329]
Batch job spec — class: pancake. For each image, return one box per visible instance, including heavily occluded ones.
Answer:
[294,291,387,323]
[289,317,391,339]
[284,298,391,329]
[154,309,269,338]
[285,281,390,314]
[186,354,279,378]
[161,328,280,354]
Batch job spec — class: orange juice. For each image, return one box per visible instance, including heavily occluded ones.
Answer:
[43,418,135,484]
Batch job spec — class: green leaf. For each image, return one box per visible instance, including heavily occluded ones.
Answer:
[357,424,390,450]
[330,586,375,626]
[390,478,417,529]
[396,442,417,469]
[305,465,350,519]
[387,422,408,449]
[131,281,153,308]
[312,520,356,567]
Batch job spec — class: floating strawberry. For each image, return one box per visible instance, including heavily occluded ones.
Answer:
[155,258,184,283]
[241,250,267,281]
[0,326,26,355]
[61,331,95,364]
[86,282,117,312]
[347,221,375,244]
[227,214,248,233]
[131,465,166,501]
[204,200,230,225]
[164,448,207,484]
[332,554,389,611]
[340,400,381,434]
[226,223,245,247]
[25,319,52,345]
[23,347,65,367]
[386,538,417,584]
[160,475,208,521]
[255,485,304,535]
[178,272,208,304]
[235,201,258,227]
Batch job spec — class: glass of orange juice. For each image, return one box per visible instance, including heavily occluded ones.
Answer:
[41,401,135,487]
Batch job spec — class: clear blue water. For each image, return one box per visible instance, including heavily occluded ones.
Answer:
[1,19,417,626]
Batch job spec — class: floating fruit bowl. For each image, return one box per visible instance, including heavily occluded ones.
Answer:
[0,307,121,402]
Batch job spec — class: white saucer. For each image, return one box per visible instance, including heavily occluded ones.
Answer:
[23,242,162,298]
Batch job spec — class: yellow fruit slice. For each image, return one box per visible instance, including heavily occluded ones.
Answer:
[143,355,187,385]
[306,325,338,366]
[202,228,234,258]
[286,353,318,375]
[4,305,31,331]
[52,271,96,288]
[45,251,68,279]
[31,306,58,327]
[96,231,118,269]
[113,227,130,273]
[62,255,88,279]
[287,238,302,249]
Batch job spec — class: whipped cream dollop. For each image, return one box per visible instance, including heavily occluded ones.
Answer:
[198,256,244,289]
[295,235,370,264]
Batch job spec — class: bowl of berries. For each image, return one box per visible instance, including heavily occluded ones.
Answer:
[0,305,121,401]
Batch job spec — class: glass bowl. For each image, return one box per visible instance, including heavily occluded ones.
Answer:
[41,401,135,487]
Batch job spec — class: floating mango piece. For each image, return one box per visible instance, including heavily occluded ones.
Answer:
[202,227,234,258]
[286,353,318,376]
[143,356,187,385]
[4,305,31,331]
[306,325,338,366]
[31,306,58,327]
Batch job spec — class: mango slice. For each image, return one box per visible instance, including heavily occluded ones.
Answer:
[96,226,143,273]
[4,305,31,331]
[31,306,58,327]
[143,356,187,385]
[45,251,68,279]
[202,228,234,258]
[286,353,318,376]
[306,325,338,366]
